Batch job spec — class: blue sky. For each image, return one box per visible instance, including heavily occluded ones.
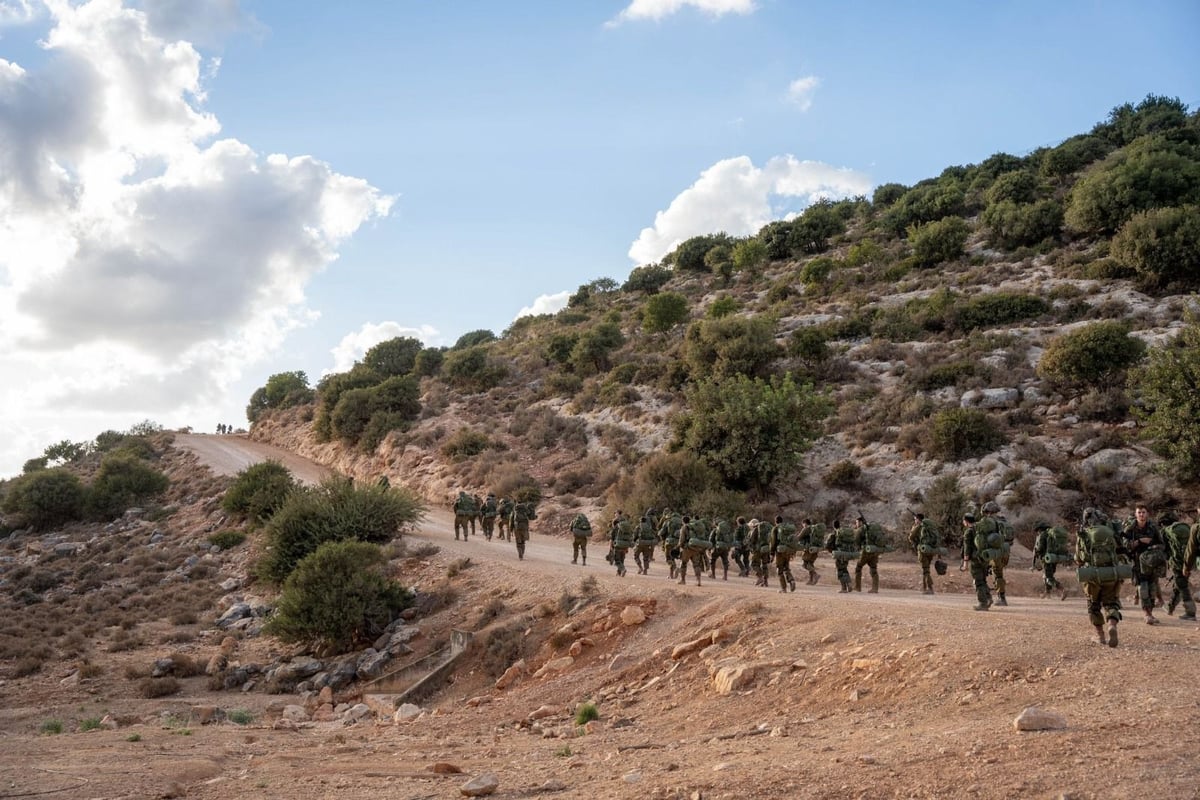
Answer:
[0,0,1197,478]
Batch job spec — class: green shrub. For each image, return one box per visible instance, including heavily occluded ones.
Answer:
[40,719,63,735]
[207,529,247,550]
[221,460,296,524]
[1111,205,1200,293]
[908,216,970,268]
[622,264,673,293]
[442,345,508,392]
[984,170,1039,205]
[909,360,977,391]
[929,408,1006,461]
[642,292,689,333]
[413,347,445,377]
[246,371,314,423]
[79,717,102,732]
[544,332,580,365]
[921,474,969,548]
[85,454,169,522]
[981,199,1064,249]
[799,256,836,285]
[731,238,768,275]
[441,427,491,460]
[1131,314,1200,477]
[264,540,412,654]
[823,460,862,488]
[227,709,255,725]
[949,292,1050,333]
[665,233,733,273]
[1,468,86,531]
[312,366,382,440]
[362,337,422,377]
[1039,133,1113,178]
[570,322,625,375]
[1037,321,1146,388]
[707,296,739,319]
[682,315,780,380]
[575,702,600,725]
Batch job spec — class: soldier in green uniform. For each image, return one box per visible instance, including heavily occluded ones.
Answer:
[658,509,683,580]
[825,519,857,593]
[496,497,514,541]
[1123,504,1166,624]
[1032,521,1072,599]
[634,514,659,574]
[748,519,771,587]
[962,512,994,611]
[677,515,709,586]
[853,515,889,593]
[972,502,1010,606]
[732,516,751,577]
[569,512,592,565]
[1184,502,1200,586]
[511,500,536,560]
[452,491,478,541]
[1160,511,1197,620]
[769,515,798,593]
[609,511,633,576]
[479,492,500,541]
[1075,507,1127,646]
[908,512,944,595]
[798,518,825,585]
[709,516,736,580]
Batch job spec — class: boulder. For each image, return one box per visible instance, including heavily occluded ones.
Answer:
[460,772,499,797]
[1014,706,1068,731]
[620,605,647,625]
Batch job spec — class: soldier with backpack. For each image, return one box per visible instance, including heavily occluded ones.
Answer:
[1075,507,1129,646]
[1160,511,1197,621]
[658,509,684,580]
[452,491,478,541]
[1184,503,1200,586]
[569,512,592,565]
[962,512,995,611]
[770,515,799,593]
[970,501,1011,606]
[677,515,711,586]
[1032,521,1072,599]
[511,500,537,560]
[732,516,752,577]
[825,519,857,593]
[495,497,514,541]
[908,512,945,595]
[748,519,772,587]
[1123,504,1166,624]
[609,511,633,576]
[634,514,659,575]
[709,516,736,581]
[479,493,500,541]
[798,518,826,585]
[853,515,890,593]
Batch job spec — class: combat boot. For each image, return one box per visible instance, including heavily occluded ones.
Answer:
[868,574,879,594]
[853,574,862,592]
[1094,624,1107,645]
[1060,585,1070,601]
[996,593,1008,607]
[582,557,586,566]
[669,564,676,580]
[839,578,850,593]
[1106,619,1119,647]
[1167,596,1178,615]
[1180,600,1197,620]
[723,566,728,581]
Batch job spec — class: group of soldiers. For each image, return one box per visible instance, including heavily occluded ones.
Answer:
[567,500,1200,647]
[450,491,537,559]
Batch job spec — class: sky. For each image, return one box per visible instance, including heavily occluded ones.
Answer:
[0,0,1197,479]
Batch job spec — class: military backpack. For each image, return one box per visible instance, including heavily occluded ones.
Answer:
[774,523,799,555]
[1076,524,1133,583]
[570,513,591,538]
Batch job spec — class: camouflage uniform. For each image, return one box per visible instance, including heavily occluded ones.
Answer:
[732,517,751,577]
[479,493,499,541]
[1076,508,1125,647]
[634,515,658,575]
[659,510,683,580]
[610,512,633,577]
[709,517,735,580]
[908,514,944,595]
[1184,506,1200,584]
[825,521,857,593]
[1032,522,1071,599]
[1122,507,1165,623]
[962,513,993,611]
[973,503,1010,605]
[798,519,825,585]
[748,520,771,587]
[677,516,708,586]
[1161,514,1196,620]
[569,512,592,565]
[452,491,478,540]
[511,501,536,560]
[496,497,514,541]
[769,516,798,593]
[853,517,888,593]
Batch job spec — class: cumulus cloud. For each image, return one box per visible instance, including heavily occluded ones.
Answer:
[608,0,755,26]
[627,155,872,265]
[0,0,392,475]
[0,0,37,26]
[514,291,571,320]
[787,75,820,111]
[134,0,259,47]
[328,321,441,374]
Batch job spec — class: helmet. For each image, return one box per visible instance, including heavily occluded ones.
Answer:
[1034,521,1049,532]
[1082,507,1108,526]
[982,501,1000,514]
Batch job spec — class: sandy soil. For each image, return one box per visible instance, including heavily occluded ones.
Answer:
[3,439,1199,800]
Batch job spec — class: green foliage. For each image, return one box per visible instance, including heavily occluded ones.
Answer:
[981,199,1064,249]
[789,200,848,254]
[570,322,624,375]
[329,387,375,444]
[949,292,1050,333]
[222,460,296,525]
[247,371,313,423]
[22,457,48,474]
[788,326,831,366]
[1131,315,1200,478]
[43,440,89,465]
[1092,94,1191,147]
[908,360,978,391]
[79,717,102,732]
[872,182,907,208]
[263,540,413,654]
[674,373,831,494]
[757,220,794,260]
[622,264,673,294]
[1,468,86,530]
[40,719,63,735]
[704,242,734,279]
[823,460,862,488]
[85,454,169,521]
[665,233,734,273]
[922,473,969,544]
[1110,205,1200,293]
[707,296,739,319]
[363,337,422,377]
[441,427,491,460]
[1039,134,1113,178]
[258,476,425,584]
[1065,134,1200,235]
[1037,321,1147,388]
[443,345,508,392]
[227,709,255,725]
[313,366,382,440]
[413,347,445,377]
[575,703,600,725]
[908,216,970,268]
[454,329,497,350]
[983,170,1040,205]
[731,238,767,274]
[544,332,580,365]
[929,408,1006,461]
[682,315,779,380]
[844,239,884,267]
[642,291,689,333]
[611,451,726,517]
[799,256,836,285]
[208,529,248,550]
[881,178,966,235]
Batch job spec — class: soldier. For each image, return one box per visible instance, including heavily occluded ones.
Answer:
[1123,503,1166,624]
[479,492,500,541]
[496,496,514,541]
[1160,511,1196,621]
[825,519,857,593]
[1075,507,1127,646]
[709,516,736,580]
[748,519,771,587]
[569,512,592,565]
[1032,521,1072,599]
[853,515,889,593]
[962,512,994,611]
[610,512,633,576]
[452,491,478,541]
[1184,502,1200,583]
[634,514,658,574]
[973,501,1010,606]
[658,508,684,580]
[511,499,536,560]
[732,516,751,577]
[677,515,709,586]
[908,512,944,595]
[798,518,825,585]
[770,515,798,593]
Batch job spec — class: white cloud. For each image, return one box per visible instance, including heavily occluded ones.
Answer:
[787,75,820,111]
[627,155,872,265]
[0,0,37,26]
[514,291,571,320]
[608,0,755,26]
[328,321,441,375]
[134,0,260,48]
[0,1,393,476]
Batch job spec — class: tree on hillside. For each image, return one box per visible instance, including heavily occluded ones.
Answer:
[1131,314,1200,479]
[247,371,315,423]
[1037,321,1146,390]
[363,337,422,377]
[1,468,86,531]
[682,315,779,380]
[642,292,689,333]
[453,329,497,350]
[673,373,831,496]
[1110,205,1200,293]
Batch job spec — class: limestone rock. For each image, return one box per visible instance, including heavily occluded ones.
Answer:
[494,659,526,690]
[534,655,574,678]
[394,703,423,722]
[460,772,499,796]
[671,636,710,660]
[620,605,647,625]
[712,662,765,695]
[1014,706,1068,731]
[528,704,557,720]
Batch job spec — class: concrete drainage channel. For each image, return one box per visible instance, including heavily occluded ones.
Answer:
[362,629,473,713]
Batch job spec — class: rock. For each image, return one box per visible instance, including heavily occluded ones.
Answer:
[568,640,584,657]
[189,706,220,725]
[428,762,463,774]
[623,771,642,783]
[355,648,392,680]
[540,779,567,791]
[1014,706,1068,731]
[961,388,1020,409]
[534,656,574,678]
[99,714,119,730]
[281,705,308,723]
[671,636,710,660]
[852,658,883,670]
[343,703,373,723]
[620,605,647,625]
[609,653,634,672]
[528,705,557,721]
[712,663,766,695]
[465,695,492,708]
[494,659,526,690]
[395,703,423,721]
[460,772,499,796]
